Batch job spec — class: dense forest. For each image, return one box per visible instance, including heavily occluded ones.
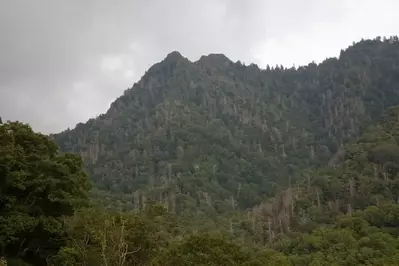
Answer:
[2,36,399,265]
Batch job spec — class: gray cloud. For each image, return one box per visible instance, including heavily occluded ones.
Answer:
[1,0,398,133]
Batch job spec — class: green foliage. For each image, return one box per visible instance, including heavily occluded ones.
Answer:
[265,105,399,265]
[0,122,91,264]
[49,209,158,266]
[152,233,248,266]
[276,216,399,266]
[152,233,291,266]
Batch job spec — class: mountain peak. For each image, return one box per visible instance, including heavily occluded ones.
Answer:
[164,51,185,63]
[196,53,232,69]
[144,51,189,77]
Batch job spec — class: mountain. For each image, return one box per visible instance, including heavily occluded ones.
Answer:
[53,36,399,218]
[5,36,399,265]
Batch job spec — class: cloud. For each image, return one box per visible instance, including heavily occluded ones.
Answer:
[0,0,398,133]
[101,55,124,72]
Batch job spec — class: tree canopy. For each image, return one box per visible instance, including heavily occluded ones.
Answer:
[0,121,91,265]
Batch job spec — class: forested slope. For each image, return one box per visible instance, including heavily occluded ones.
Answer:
[53,36,399,216]
[4,105,399,265]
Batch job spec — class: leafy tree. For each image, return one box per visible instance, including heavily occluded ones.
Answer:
[0,122,91,264]
[152,233,250,266]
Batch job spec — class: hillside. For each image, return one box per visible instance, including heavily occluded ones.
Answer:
[4,105,399,265]
[53,37,399,218]
[4,36,399,265]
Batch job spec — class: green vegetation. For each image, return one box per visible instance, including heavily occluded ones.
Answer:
[0,122,91,265]
[54,36,399,214]
[3,36,399,265]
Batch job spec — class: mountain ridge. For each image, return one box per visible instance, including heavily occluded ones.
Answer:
[53,36,399,217]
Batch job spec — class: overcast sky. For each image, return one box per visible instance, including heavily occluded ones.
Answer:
[1,0,398,134]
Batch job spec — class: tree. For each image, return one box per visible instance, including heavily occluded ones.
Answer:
[49,208,165,266]
[153,233,251,266]
[0,121,91,264]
